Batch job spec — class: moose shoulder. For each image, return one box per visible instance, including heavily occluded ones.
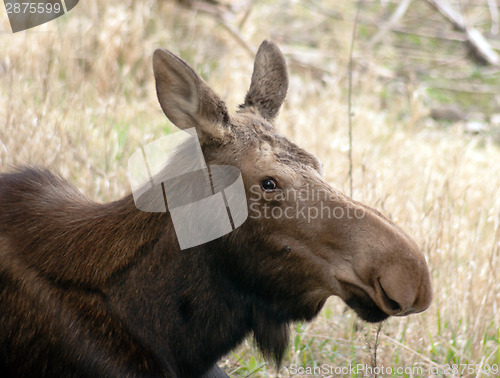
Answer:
[0,41,432,377]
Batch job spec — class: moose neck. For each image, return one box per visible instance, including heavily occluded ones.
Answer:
[82,195,171,284]
[105,225,290,377]
[15,189,170,288]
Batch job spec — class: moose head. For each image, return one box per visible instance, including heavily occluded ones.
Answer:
[144,40,432,363]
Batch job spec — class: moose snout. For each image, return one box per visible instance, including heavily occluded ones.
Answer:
[339,205,434,320]
[375,258,432,317]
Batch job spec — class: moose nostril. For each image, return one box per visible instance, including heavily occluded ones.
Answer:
[378,279,402,313]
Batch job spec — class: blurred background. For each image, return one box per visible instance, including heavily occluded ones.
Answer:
[1,0,499,376]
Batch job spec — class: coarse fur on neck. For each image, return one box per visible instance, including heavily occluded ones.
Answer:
[0,167,300,376]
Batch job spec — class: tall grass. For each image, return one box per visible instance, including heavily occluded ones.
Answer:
[1,0,499,376]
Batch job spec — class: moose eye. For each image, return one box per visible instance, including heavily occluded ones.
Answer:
[261,178,279,191]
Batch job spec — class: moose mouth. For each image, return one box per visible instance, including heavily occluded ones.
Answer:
[340,281,392,323]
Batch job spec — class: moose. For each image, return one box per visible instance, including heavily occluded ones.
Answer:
[0,41,432,377]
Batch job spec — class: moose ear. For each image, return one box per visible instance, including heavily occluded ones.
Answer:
[241,40,289,122]
[153,49,230,141]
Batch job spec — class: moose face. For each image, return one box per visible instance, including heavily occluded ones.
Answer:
[152,41,432,325]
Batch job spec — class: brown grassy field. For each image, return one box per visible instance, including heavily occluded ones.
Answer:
[1,0,499,376]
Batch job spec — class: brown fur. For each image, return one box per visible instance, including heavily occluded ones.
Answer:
[0,41,432,377]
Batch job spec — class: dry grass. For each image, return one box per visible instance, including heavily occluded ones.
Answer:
[1,0,499,376]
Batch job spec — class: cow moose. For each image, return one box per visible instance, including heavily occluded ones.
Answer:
[0,41,432,377]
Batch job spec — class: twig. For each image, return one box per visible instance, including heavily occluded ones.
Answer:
[369,0,413,47]
[487,0,499,35]
[180,0,256,55]
[425,0,500,66]
[392,44,468,64]
[392,25,466,41]
[427,0,465,26]
[423,81,500,94]
[287,58,331,75]
[298,0,344,20]
[347,3,361,199]
[237,0,254,29]
[370,323,383,377]
[216,13,256,56]
[390,26,500,50]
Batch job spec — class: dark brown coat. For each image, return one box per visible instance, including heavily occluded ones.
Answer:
[0,41,432,377]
